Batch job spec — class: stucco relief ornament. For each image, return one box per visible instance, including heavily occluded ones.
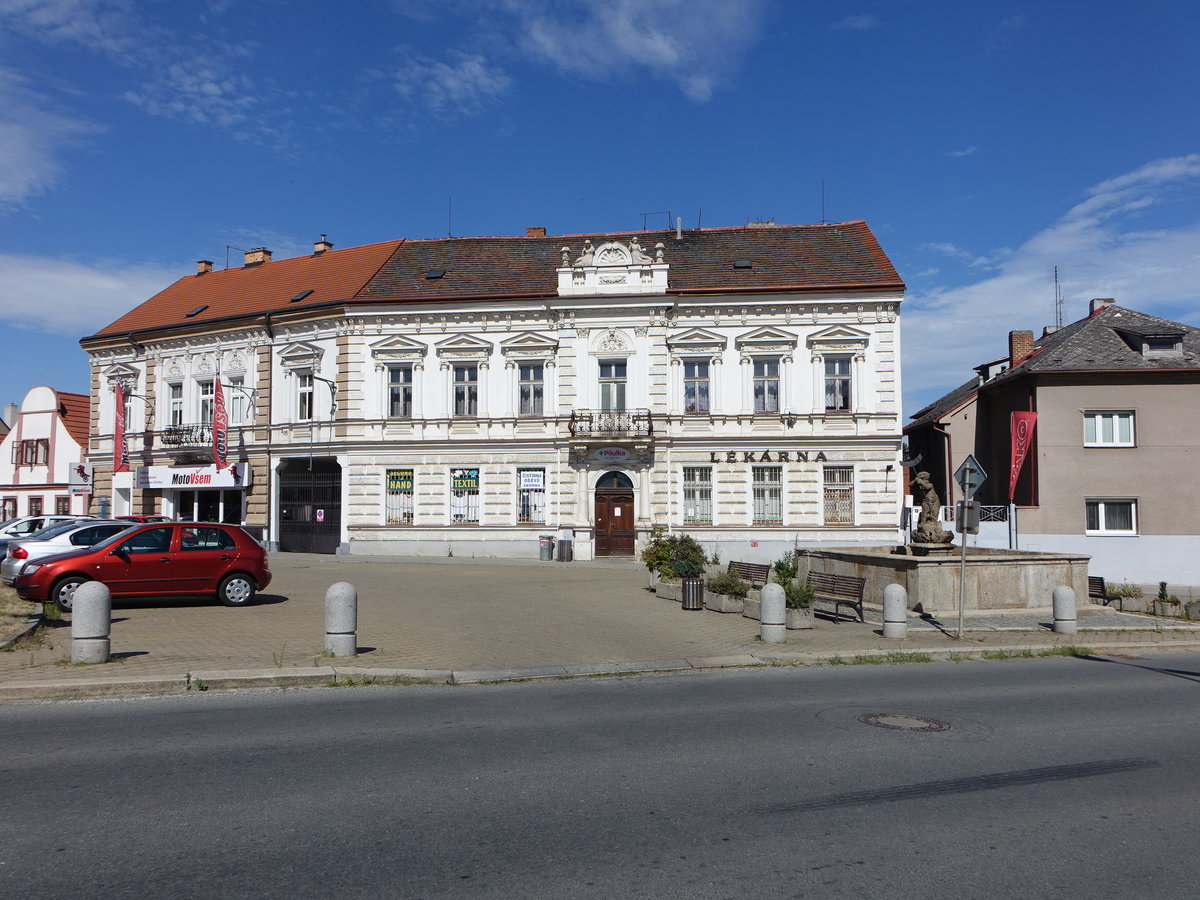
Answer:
[910,471,954,544]
[598,331,628,352]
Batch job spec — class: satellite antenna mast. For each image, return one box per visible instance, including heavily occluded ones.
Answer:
[1054,266,1064,328]
[447,196,453,238]
[821,179,826,224]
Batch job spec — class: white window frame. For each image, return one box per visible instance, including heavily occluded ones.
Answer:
[599,359,627,412]
[385,468,414,525]
[227,375,248,426]
[516,468,546,524]
[823,465,855,526]
[518,363,545,417]
[823,357,853,412]
[751,466,783,525]
[683,361,710,414]
[452,365,479,418]
[682,466,713,525]
[752,359,780,413]
[168,382,184,427]
[296,371,314,422]
[197,378,215,425]
[1085,498,1138,535]
[388,365,414,419]
[450,467,480,524]
[1083,410,1135,447]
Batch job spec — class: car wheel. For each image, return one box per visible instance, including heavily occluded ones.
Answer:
[218,573,256,607]
[53,576,88,614]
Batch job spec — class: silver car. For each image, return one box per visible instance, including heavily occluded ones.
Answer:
[1,520,136,586]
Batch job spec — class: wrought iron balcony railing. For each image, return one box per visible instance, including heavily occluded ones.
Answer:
[567,409,653,439]
[160,423,212,446]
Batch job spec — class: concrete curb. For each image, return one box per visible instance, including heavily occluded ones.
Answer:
[4,638,1200,702]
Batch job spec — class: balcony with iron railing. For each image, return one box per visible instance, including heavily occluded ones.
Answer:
[567,409,654,439]
[160,423,213,447]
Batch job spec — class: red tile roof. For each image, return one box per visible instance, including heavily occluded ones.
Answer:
[84,222,902,341]
[56,390,91,449]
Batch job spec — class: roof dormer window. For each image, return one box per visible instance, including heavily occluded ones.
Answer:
[1142,335,1182,357]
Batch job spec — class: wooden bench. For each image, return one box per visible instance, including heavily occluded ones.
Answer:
[1089,576,1120,606]
[727,561,771,588]
[806,571,866,623]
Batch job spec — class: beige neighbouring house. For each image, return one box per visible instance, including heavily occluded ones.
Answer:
[905,298,1200,583]
[79,221,908,560]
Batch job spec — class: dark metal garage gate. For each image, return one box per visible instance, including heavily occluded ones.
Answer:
[277,459,342,554]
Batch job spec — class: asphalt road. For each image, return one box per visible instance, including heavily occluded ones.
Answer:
[2,653,1199,898]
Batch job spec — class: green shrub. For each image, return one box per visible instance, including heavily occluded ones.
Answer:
[1113,582,1144,600]
[641,529,707,576]
[773,550,800,584]
[783,580,814,609]
[707,572,749,598]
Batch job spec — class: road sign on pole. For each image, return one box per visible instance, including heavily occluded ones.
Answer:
[954,454,987,500]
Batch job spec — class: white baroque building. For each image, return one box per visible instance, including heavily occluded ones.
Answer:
[80,222,906,561]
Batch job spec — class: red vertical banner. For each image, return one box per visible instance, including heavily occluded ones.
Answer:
[113,382,129,473]
[1009,411,1038,500]
[213,377,228,471]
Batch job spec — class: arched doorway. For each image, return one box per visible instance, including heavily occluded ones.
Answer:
[594,470,635,556]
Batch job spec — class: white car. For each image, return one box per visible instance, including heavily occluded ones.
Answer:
[1,520,136,586]
[0,515,86,540]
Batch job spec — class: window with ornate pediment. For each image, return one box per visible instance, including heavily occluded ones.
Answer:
[667,328,725,415]
[370,335,426,421]
[735,327,797,415]
[500,333,557,418]
[436,335,491,419]
[807,325,870,414]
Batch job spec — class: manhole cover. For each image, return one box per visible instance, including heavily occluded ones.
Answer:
[858,713,951,733]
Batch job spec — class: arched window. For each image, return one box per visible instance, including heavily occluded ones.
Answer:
[596,471,633,490]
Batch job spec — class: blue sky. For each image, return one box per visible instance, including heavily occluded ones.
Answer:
[1,0,1197,417]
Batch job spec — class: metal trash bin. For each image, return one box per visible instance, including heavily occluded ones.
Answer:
[539,535,555,561]
[556,528,574,562]
[681,576,704,610]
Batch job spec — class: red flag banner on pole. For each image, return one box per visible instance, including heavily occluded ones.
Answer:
[113,382,129,473]
[213,378,229,471]
[1009,411,1038,500]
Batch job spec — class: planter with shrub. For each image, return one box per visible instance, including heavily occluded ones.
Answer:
[704,571,749,614]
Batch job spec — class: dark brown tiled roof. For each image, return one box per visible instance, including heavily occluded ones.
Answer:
[905,377,979,430]
[89,240,403,338]
[357,221,902,301]
[84,222,902,341]
[56,391,90,449]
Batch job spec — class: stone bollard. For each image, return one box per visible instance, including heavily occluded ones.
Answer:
[71,581,112,664]
[760,583,786,643]
[325,582,358,657]
[1053,585,1077,635]
[883,583,908,640]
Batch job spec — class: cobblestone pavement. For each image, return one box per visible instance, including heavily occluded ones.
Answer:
[2,553,1199,700]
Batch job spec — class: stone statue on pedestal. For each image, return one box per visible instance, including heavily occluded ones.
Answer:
[910,471,953,544]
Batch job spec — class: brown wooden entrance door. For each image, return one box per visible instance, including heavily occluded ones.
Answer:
[595,490,635,556]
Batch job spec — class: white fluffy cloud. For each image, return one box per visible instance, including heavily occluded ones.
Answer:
[902,154,1200,411]
[0,253,183,335]
[393,53,512,116]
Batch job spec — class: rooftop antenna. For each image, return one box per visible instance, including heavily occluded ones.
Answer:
[696,208,703,230]
[820,178,828,224]
[1054,266,1064,327]
[641,210,672,231]
[225,245,249,270]
[447,196,453,238]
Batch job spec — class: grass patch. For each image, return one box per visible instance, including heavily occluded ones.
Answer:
[850,654,886,665]
[1038,645,1092,658]
[0,584,42,644]
[885,651,933,664]
[328,674,436,687]
[827,656,848,665]
[982,646,1091,661]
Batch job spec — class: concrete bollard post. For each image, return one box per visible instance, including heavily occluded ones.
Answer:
[71,581,112,664]
[760,583,786,643]
[883,583,908,640]
[325,582,358,657]
[1053,585,1077,635]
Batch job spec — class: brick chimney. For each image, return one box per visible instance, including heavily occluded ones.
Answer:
[243,247,272,266]
[526,226,547,238]
[1090,297,1116,314]
[1009,330,1034,366]
[313,235,333,254]
[196,260,213,275]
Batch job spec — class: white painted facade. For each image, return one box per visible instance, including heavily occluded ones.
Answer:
[0,386,91,521]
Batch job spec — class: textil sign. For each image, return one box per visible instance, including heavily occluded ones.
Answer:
[451,468,479,490]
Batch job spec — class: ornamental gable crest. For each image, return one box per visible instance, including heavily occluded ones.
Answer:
[806,324,870,351]
[557,236,668,297]
[102,363,140,387]
[734,326,798,353]
[593,330,630,354]
[499,331,558,357]
[434,334,492,359]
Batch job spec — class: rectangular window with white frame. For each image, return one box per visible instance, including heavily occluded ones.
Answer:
[296,372,313,421]
[753,360,779,413]
[518,364,544,416]
[599,360,627,411]
[198,378,214,424]
[1086,499,1137,535]
[388,365,413,418]
[450,467,480,524]
[682,467,713,524]
[453,365,478,417]
[168,383,183,426]
[1083,411,1135,447]
[227,375,247,426]
[385,469,414,525]
[823,465,855,525]
[684,361,710,413]
[516,468,546,524]
[824,358,852,411]
[752,466,782,524]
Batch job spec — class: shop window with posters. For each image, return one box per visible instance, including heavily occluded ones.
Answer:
[517,469,546,524]
[386,469,414,525]
[450,467,480,524]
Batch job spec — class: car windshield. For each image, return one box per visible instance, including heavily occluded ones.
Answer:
[27,520,88,540]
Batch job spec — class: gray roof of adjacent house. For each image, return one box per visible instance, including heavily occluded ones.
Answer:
[907,304,1200,430]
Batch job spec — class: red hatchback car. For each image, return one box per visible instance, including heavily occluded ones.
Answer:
[15,522,271,612]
